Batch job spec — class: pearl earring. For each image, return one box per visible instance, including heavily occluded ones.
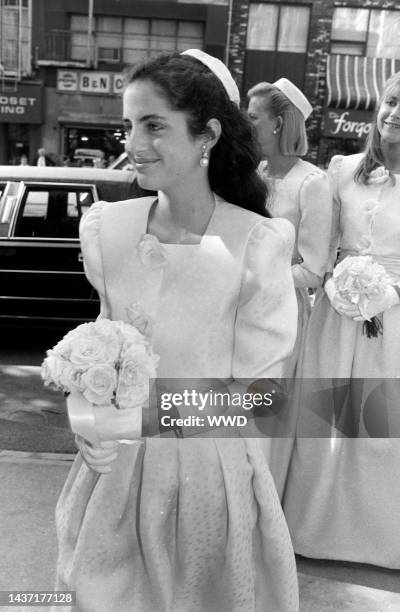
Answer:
[273,129,277,134]
[200,145,209,168]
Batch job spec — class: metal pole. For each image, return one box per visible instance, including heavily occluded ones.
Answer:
[224,0,233,66]
[87,0,94,67]
[18,0,23,77]
[27,0,32,76]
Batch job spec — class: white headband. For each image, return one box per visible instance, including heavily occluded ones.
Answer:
[273,78,312,120]
[181,49,240,106]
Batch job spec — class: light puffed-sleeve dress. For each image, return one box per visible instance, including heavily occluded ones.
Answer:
[53,196,299,611]
[259,159,332,498]
[262,158,332,376]
[284,153,400,569]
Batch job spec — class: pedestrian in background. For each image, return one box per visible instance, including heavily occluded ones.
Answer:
[34,147,55,167]
[93,150,107,168]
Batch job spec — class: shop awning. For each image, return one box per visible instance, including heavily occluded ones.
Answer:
[58,112,122,126]
[327,54,400,110]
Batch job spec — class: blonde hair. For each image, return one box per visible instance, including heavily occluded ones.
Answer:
[247,81,308,156]
[355,71,400,184]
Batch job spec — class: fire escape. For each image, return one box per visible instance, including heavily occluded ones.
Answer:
[0,0,31,92]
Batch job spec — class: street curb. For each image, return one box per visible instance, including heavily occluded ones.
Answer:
[0,449,75,466]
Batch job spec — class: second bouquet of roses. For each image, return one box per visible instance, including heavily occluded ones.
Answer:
[41,318,159,444]
[332,255,392,337]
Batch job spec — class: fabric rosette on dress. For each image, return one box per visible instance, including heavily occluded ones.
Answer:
[366,165,390,185]
[41,319,159,444]
[137,233,168,268]
[332,255,392,337]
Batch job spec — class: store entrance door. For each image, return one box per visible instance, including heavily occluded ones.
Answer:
[62,125,125,167]
[8,124,30,165]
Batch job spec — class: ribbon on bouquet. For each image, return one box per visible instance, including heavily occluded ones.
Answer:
[66,391,142,446]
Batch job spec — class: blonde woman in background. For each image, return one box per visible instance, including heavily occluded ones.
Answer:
[247,79,332,499]
[284,71,400,569]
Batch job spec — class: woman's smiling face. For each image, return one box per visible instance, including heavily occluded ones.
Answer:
[377,83,400,145]
[123,79,204,192]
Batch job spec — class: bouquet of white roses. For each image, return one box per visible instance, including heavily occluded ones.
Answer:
[41,319,158,444]
[333,255,392,337]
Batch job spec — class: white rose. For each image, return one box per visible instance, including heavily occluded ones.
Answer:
[81,364,117,405]
[116,345,158,410]
[91,319,122,362]
[41,352,66,388]
[69,335,110,366]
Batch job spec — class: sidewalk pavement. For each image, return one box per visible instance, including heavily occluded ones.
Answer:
[1,365,400,611]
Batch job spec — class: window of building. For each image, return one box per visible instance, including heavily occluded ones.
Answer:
[0,0,30,74]
[3,0,28,6]
[246,3,310,54]
[244,3,310,93]
[331,7,400,59]
[71,15,204,65]
[97,17,123,63]
[331,8,369,56]
[368,10,400,59]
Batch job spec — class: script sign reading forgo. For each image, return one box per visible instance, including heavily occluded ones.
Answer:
[323,109,372,140]
[0,83,43,123]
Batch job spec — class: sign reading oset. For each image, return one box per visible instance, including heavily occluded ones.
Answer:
[0,83,43,123]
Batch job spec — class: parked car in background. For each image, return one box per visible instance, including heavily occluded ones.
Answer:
[0,166,152,326]
[73,148,105,167]
[108,152,133,171]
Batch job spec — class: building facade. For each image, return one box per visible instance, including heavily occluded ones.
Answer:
[0,0,229,165]
[228,0,400,165]
[1,0,400,166]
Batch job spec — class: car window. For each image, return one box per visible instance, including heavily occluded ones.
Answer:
[14,186,94,238]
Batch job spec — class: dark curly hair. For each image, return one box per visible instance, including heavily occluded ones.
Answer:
[124,53,269,217]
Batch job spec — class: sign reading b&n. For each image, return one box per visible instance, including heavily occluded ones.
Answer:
[57,70,124,95]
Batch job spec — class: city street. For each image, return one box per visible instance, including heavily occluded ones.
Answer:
[0,325,400,610]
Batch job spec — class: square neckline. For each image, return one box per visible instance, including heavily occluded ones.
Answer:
[143,195,219,247]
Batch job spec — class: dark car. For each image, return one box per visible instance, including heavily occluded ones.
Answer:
[0,166,151,325]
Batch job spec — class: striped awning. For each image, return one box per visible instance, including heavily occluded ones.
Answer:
[327,54,400,110]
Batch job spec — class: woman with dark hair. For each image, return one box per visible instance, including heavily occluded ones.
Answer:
[53,51,299,610]
[247,80,332,500]
[284,72,400,568]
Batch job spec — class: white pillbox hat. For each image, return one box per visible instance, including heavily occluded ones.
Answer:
[273,78,313,119]
[181,49,240,106]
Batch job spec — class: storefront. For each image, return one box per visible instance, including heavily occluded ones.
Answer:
[0,82,43,165]
[54,70,125,166]
[318,55,400,167]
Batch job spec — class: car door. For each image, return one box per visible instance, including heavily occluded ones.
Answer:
[0,181,100,324]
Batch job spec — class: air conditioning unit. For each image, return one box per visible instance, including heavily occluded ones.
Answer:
[98,47,120,63]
